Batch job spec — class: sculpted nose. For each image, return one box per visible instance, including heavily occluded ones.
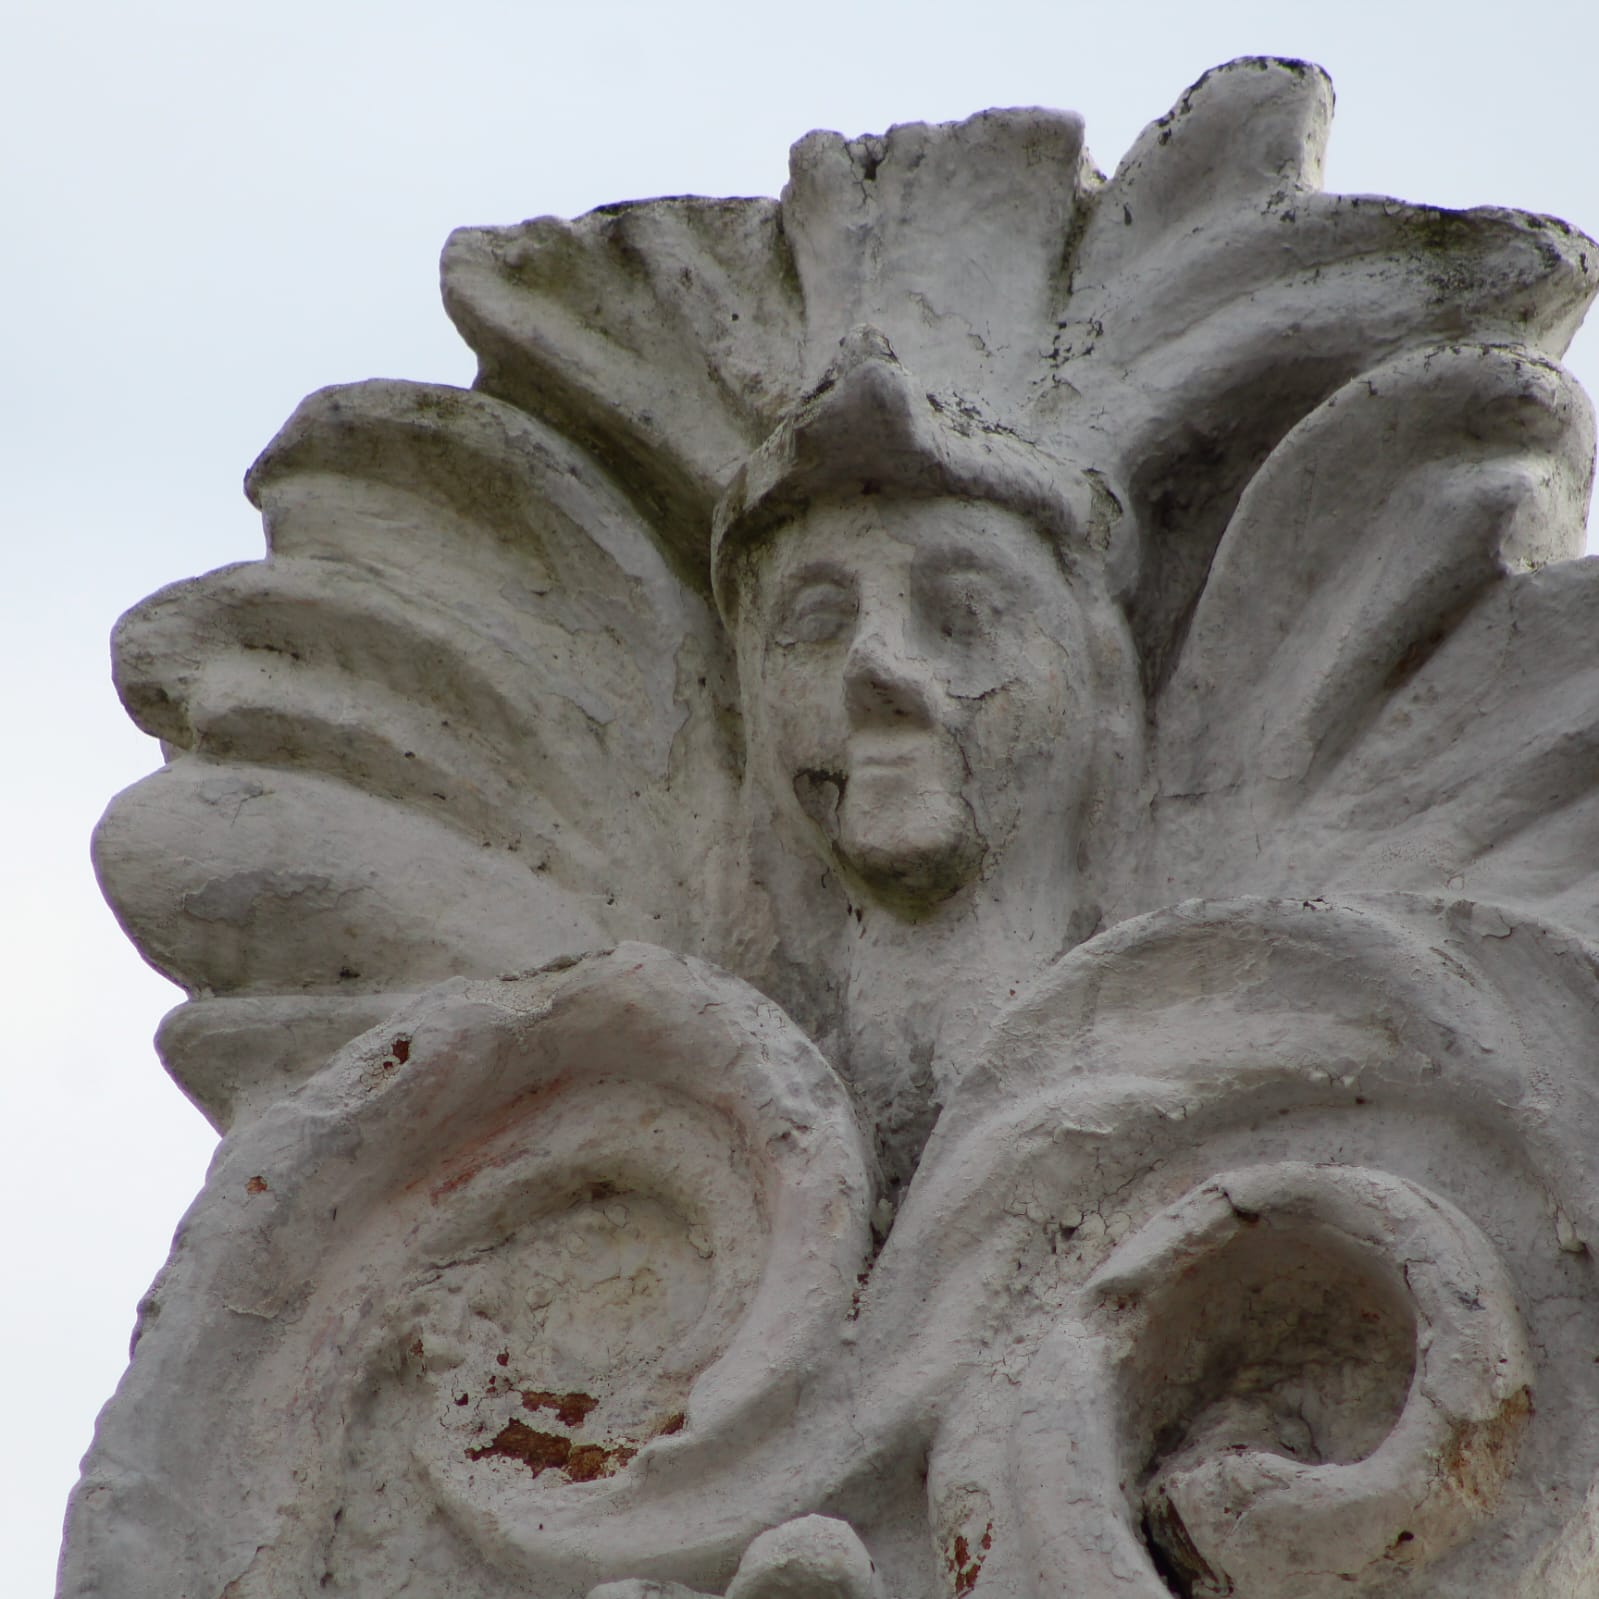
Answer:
[844,619,937,726]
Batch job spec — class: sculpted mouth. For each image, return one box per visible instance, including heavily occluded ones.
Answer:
[846,728,950,779]
[848,720,941,751]
[850,750,918,772]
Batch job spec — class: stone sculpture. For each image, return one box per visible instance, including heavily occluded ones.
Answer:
[63,56,1599,1598]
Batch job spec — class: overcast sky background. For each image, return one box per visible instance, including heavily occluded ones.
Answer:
[8,1,1599,1588]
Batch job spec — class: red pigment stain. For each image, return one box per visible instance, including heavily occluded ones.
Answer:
[521,1389,600,1428]
[465,1420,635,1482]
[467,1420,572,1476]
[567,1442,636,1482]
[945,1523,993,1596]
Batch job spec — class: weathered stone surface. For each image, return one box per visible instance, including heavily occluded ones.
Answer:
[65,56,1599,1598]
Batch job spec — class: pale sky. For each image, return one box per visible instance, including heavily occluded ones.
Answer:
[8,0,1599,1588]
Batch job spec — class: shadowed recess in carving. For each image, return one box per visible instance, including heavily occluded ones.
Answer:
[1128,1221,1417,1592]
[1011,1163,1538,1599]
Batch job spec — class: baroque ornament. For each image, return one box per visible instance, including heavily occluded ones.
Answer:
[65,57,1599,1598]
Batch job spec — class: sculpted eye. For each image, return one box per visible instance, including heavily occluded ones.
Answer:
[925,572,1007,644]
[775,582,856,646]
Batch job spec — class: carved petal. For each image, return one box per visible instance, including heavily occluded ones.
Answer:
[97,382,740,1126]
[443,199,804,579]
[1147,344,1599,939]
[783,108,1092,405]
[1057,58,1597,652]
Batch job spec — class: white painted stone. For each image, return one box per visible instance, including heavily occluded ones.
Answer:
[64,56,1599,1598]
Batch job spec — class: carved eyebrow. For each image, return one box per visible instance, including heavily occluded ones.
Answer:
[773,561,855,602]
[914,547,1025,588]
[911,536,1027,576]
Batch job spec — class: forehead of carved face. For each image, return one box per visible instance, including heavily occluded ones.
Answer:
[733,497,1092,911]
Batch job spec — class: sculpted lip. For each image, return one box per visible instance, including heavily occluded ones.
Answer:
[848,748,920,772]
[846,730,943,770]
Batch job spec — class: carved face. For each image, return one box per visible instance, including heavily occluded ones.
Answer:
[736,497,1092,909]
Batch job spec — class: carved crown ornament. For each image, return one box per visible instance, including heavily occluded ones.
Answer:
[65,58,1599,1599]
